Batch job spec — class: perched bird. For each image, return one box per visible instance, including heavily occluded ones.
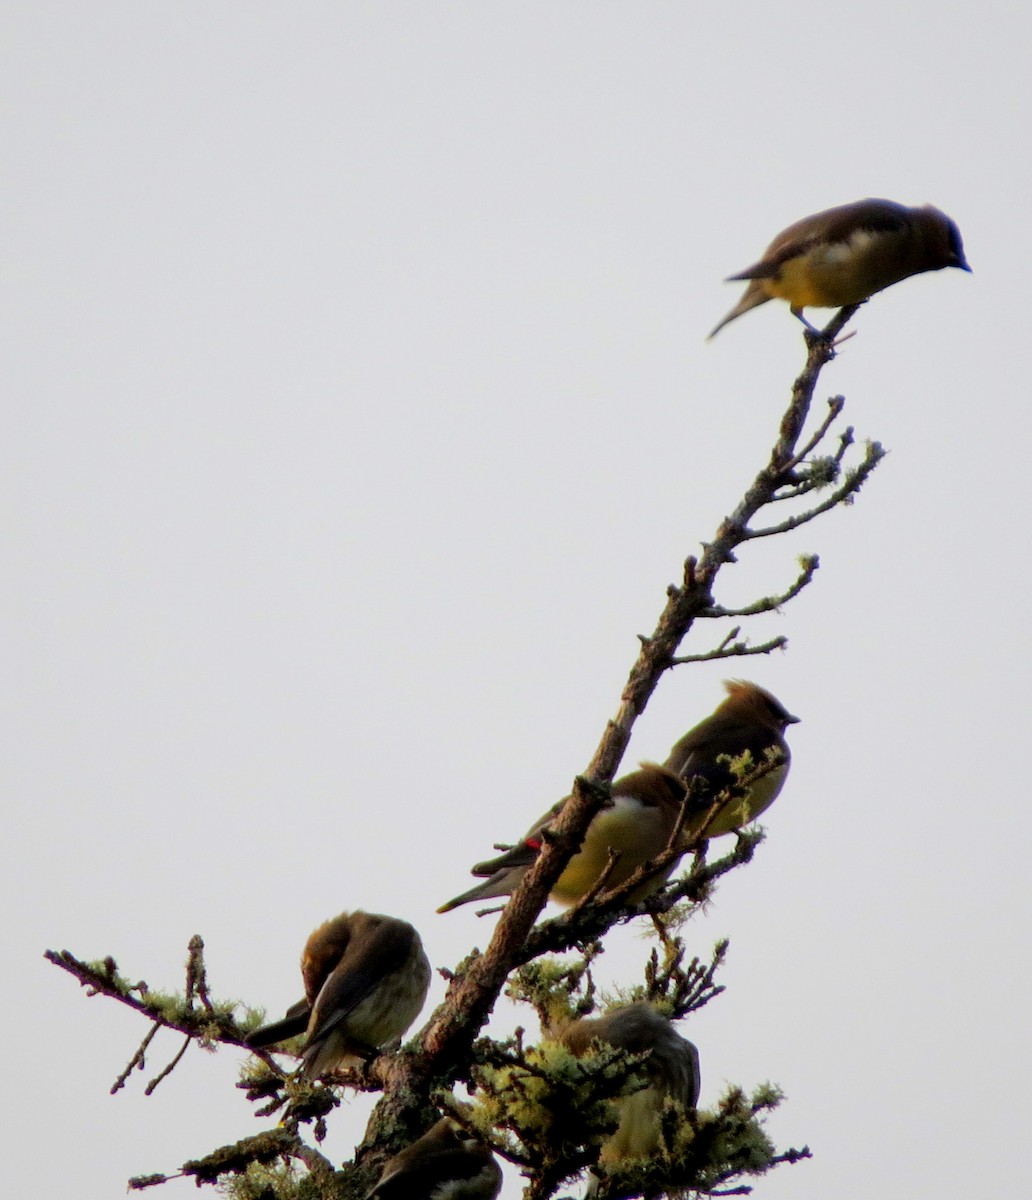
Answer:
[708,197,970,338]
[366,1117,502,1200]
[664,680,799,842]
[558,1003,700,1191]
[246,910,431,1080]
[437,764,687,914]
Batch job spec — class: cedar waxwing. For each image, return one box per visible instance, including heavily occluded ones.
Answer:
[664,680,798,841]
[437,764,687,914]
[366,1117,503,1200]
[246,911,431,1080]
[559,1003,700,1191]
[708,197,970,338]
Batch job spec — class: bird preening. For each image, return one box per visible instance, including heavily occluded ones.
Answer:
[437,680,798,914]
[241,680,797,1200]
[246,910,431,1080]
[708,197,970,338]
[53,182,969,1200]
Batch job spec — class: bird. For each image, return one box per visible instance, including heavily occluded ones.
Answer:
[558,1003,700,1193]
[708,197,970,338]
[663,680,799,843]
[245,910,431,1080]
[437,764,688,914]
[366,1117,503,1200]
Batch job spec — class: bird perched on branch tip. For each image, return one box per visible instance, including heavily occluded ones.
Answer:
[708,197,970,338]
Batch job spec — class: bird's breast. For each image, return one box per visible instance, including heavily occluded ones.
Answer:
[551,796,672,905]
[599,1084,665,1163]
[340,956,430,1048]
[703,760,789,837]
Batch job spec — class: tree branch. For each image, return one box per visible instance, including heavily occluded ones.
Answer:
[47,307,881,1198]
[361,316,878,1159]
[743,441,885,539]
[669,625,789,665]
[699,554,819,621]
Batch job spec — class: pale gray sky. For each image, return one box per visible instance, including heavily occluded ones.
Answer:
[5,4,1029,1199]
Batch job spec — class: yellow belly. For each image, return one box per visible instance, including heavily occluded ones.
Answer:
[690,761,788,839]
[600,1086,663,1163]
[766,230,902,308]
[550,801,673,905]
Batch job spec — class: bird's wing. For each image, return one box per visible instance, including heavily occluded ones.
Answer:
[678,1037,703,1109]
[469,799,566,876]
[651,1031,702,1109]
[664,725,742,797]
[729,198,912,280]
[667,719,785,796]
[307,924,415,1044]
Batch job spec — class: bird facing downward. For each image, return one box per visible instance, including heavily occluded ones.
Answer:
[708,198,970,338]
[436,764,687,914]
[245,910,431,1081]
[558,1003,700,1194]
[366,1117,502,1200]
[663,680,799,844]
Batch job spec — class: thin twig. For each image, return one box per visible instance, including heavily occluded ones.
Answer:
[145,1035,192,1095]
[780,395,846,474]
[744,445,885,539]
[670,633,787,665]
[111,1023,160,1095]
[43,949,252,1047]
[700,555,819,620]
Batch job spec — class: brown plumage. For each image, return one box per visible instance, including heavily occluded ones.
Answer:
[366,1117,502,1200]
[246,911,431,1080]
[664,680,799,843]
[709,197,970,337]
[558,1003,700,1193]
[437,764,687,914]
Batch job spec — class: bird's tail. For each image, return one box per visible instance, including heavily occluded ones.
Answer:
[707,280,770,339]
[245,1000,311,1048]
[436,872,514,914]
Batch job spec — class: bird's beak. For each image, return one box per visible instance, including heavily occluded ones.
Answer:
[785,713,801,725]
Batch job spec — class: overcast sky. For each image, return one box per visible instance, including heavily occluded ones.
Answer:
[5,5,1030,1199]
